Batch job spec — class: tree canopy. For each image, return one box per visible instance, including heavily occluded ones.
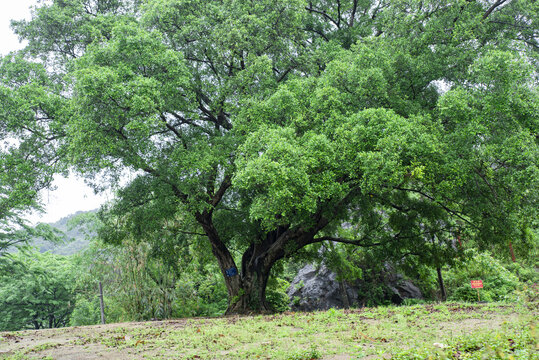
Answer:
[2,0,537,313]
[0,250,76,331]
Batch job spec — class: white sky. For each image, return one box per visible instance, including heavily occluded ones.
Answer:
[1,0,109,224]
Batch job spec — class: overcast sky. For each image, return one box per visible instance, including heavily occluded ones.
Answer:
[1,1,109,224]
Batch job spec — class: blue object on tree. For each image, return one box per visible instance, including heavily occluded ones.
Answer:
[226,267,238,277]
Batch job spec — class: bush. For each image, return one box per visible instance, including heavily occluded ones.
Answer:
[444,250,520,302]
[70,296,101,326]
[174,269,228,317]
[70,294,127,326]
[266,277,291,312]
[504,262,539,284]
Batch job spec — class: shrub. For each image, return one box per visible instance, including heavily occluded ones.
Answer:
[266,277,291,312]
[444,250,520,302]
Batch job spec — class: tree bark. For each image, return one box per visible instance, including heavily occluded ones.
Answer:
[436,267,447,302]
[225,230,285,314]
[99,281,106,324]
[508,241,516,262]
[196,208,331,314]
[225,269,272,314]
[195,211,270,314]
[339,280,350,309]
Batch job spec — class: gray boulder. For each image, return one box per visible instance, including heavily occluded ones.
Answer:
[287,263,422,311]
[386,271,423,303]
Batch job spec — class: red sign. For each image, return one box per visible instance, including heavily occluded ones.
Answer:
[471,280,483,289]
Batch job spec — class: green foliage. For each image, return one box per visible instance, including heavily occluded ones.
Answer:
[69,295,102,326]
[174,266,228,317]
[2,0,538,313]
[73,237,180,322]
[69,211,231,321]
[505,262,539,285]
[265,277,291,313]
[444,250,521,302]
[0,250,76,331]
[0,52,67,256]
[70,293,127,327]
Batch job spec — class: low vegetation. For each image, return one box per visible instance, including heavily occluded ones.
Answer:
[1,302,537,359]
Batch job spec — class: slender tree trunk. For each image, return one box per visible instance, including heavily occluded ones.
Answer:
[99,281,106,324]
[436,267,447,302]
[508,241,516,262]
[339,280,350,309]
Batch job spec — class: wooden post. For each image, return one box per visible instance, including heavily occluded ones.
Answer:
[99,281,106,325]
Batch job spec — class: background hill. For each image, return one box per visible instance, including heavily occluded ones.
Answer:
[32,210,97,255]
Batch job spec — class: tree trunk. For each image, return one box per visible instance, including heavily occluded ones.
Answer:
[225,269,272,314]
[436,267,447,302]
[223,230,293,314]
[508,241,516,262]
[339,280,350,309]
[196,210,291,314]
[196,211,325,314]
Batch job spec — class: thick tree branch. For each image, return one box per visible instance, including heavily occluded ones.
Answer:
[392,186,479,229]
[195,211,241,297]
[305,6,340,28]
[159,114,184,140]
[310,236,382,247]
[210,174,232,207]
[483,0,509,20]
[349,0,358,27]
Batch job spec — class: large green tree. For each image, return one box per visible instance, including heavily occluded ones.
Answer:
[3,0,537,313]
[0,250,76,331]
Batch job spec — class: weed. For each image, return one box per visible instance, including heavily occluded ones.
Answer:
[286,345,321,360]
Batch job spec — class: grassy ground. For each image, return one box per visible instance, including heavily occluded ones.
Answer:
[0,302,537,359]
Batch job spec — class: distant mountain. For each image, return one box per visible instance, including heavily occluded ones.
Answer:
[32,210,98,255]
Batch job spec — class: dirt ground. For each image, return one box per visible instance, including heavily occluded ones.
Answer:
[0,321,159,359]
[0,304,536,360]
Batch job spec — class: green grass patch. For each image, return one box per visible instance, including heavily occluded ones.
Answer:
[1,302,537,359]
